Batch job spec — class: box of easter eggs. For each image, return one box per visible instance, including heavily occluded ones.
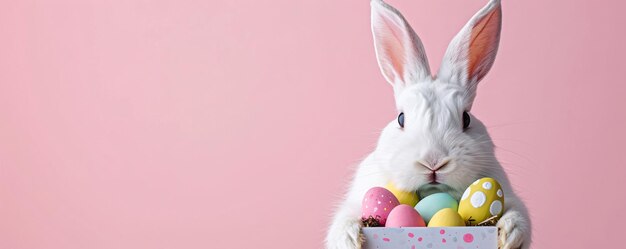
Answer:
[362,227,497,249]
[361,178,503,249]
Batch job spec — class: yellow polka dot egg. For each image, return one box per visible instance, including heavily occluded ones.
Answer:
[458,177,504,225]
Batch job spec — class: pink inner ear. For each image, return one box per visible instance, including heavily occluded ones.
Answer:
[379,17,406,82]
[468,5,502,82]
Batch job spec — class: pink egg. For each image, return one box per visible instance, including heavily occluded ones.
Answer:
[385,204,426,227]
[361,187,400,226]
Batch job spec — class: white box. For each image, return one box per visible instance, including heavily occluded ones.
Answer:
[362,227,498,249]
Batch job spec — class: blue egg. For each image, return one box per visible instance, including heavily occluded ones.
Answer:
[414,193,459,224]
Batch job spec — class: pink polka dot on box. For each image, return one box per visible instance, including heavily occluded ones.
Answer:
[360,177,503,249]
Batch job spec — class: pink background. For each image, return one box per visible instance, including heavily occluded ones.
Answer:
[1,0,625,248]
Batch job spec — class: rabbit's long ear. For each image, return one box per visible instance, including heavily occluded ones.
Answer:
[371,0,431,92]
[438,0,501,105]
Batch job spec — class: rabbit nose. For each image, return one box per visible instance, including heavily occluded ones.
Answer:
[417,151,449,171]
[417,159,450,171]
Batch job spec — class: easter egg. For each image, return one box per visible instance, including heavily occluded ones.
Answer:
[385,182,419,206]
[458,177,505,225]
[361,187,400,226]
[414,192,458,224]
[385,204,426,227]
[427,208,465,227]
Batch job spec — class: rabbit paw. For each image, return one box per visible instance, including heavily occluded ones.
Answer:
[326,217,363,249]
[497,210,529,249]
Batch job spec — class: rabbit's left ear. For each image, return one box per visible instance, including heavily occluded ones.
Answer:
[371,0,431,94]
[438,0,502,107]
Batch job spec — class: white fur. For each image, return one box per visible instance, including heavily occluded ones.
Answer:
[325,1,531,249]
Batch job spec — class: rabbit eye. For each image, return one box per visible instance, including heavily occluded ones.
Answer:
[463,111,470,129]
[398,112,405,128]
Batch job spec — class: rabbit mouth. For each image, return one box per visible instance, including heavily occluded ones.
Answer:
[428,172,439,184]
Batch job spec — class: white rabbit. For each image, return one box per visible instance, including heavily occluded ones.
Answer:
[325,0,531,249]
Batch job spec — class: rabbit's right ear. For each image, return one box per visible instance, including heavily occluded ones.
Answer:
[371,0,431,93]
